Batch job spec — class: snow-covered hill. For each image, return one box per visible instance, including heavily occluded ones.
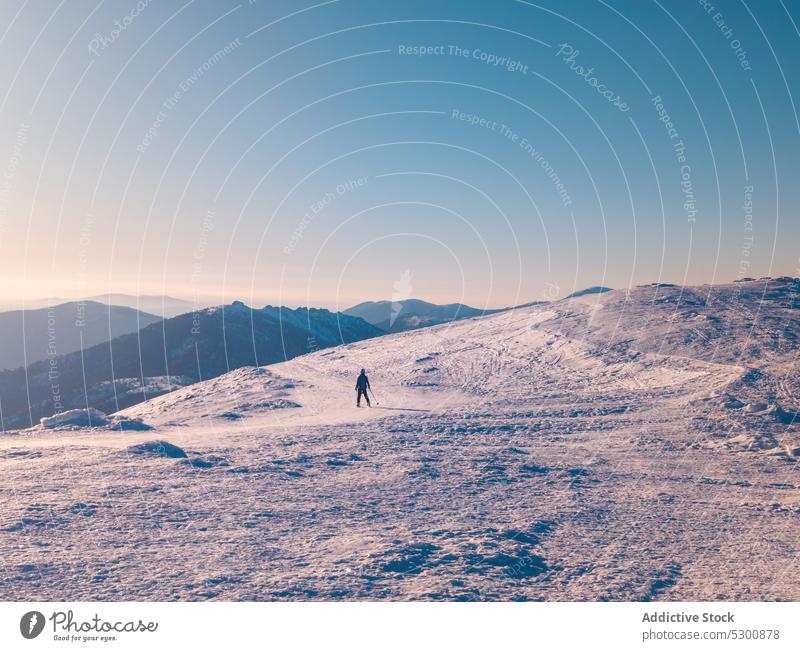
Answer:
[1,279,798,601]
[120,302,743,430]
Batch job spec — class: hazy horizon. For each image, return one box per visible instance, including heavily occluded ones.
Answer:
[2,273,796,315]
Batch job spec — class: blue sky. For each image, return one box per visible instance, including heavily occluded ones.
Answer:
[0,0,798,309]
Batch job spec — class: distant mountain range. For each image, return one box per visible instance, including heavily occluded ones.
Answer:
[86,294,198,318]
[0,301,162,371]
[0,294,198,318]
[0,302,381,429]
[343,299,505,333]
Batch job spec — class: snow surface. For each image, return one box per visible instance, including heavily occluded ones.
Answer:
[1,281,799,600]
[39,408,150,431]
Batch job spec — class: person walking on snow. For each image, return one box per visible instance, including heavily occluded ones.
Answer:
[355,369,371,407]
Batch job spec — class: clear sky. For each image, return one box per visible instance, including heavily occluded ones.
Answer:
[0,0,798,310]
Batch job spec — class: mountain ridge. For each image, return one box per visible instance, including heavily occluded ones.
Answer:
[0,301,162,372]
[343,298,505,332]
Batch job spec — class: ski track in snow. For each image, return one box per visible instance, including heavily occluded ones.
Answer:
[1,291,799,601]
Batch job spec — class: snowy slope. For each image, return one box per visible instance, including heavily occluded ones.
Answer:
[120,302,743,430]
[1,278,799,601]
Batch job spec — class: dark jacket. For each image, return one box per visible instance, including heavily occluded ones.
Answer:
[355,373,370,390]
